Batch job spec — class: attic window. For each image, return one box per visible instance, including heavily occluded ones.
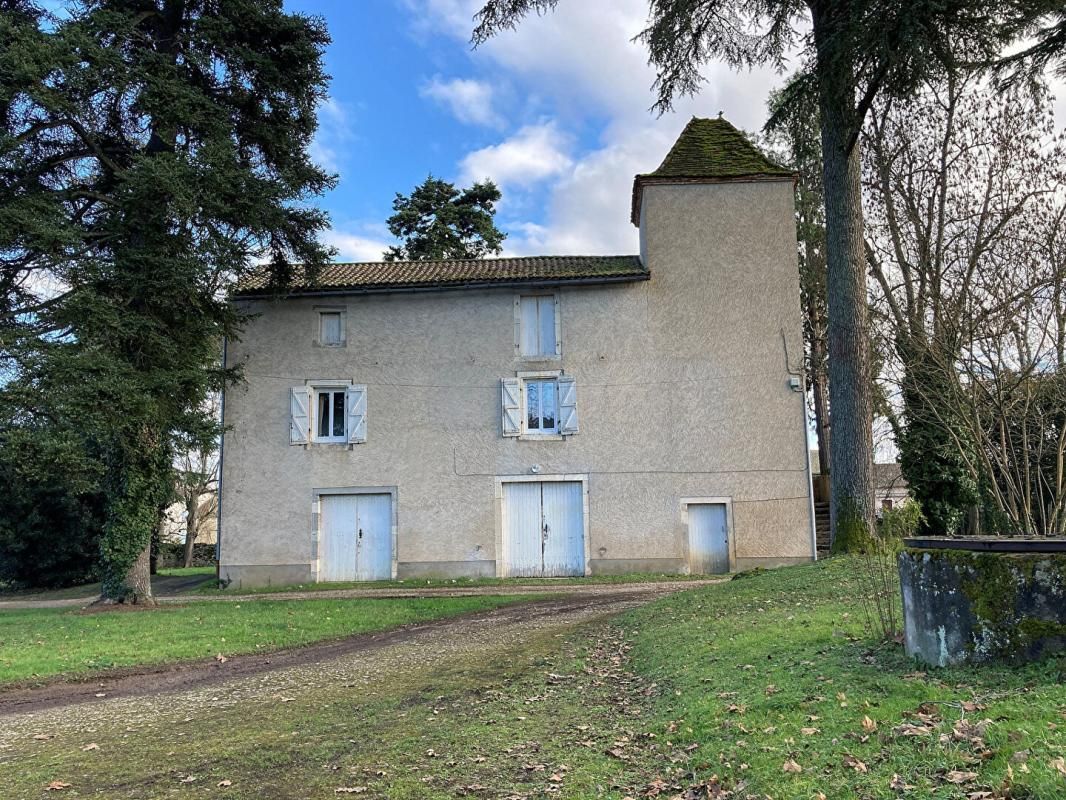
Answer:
[515,294,560,358]
[317,309,345,347]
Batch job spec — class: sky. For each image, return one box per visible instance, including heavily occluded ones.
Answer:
[284,0,803,262]
[288,1,1066,264]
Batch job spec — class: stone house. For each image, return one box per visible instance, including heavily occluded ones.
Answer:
[217,117,816,588]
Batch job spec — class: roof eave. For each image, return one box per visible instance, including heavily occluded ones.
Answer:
[232,270,650,300]
[629,172,798,226]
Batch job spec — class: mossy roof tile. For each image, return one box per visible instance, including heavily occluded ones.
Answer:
[631,116,794,224]
[235,255,647,296]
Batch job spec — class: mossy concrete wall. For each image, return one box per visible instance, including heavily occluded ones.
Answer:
[899,548,1066,666]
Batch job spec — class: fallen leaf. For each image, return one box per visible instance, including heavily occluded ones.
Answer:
[217,779,232,788]
[944,770,978,784]
[782,758,803,773]
[45,782,71,792]
[1051,757,1066,776]
[215,653,228,664]
[334,789,367,795]
[862,715,878,733]
[81,743,99,751]
[843,755,868,773]
[180,775,197,783]
[801,727,820,736]
[890,773,915,791]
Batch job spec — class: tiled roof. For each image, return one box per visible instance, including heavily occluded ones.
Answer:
[631,116,794,224]
[235,255,648,296]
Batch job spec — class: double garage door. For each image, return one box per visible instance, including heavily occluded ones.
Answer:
[502,481,585,577]
[319,493,392,581]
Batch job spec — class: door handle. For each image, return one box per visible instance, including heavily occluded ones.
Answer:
[358,528,363,540]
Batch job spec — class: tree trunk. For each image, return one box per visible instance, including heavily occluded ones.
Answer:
[183,497,198,568]
[808,292,831,478]
[124,540,155,604]
[811,3,875,547]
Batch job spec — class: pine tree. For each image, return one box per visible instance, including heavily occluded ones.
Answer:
[1,0,334,601]
[384,176,505,261]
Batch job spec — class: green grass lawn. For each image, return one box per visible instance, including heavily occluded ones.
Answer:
[5,558,1065,799]
[620,556,1066,798]
[199,571,710,595]
[0,595,527,685]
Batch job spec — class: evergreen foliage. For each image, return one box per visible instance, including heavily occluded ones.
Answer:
[384,176,505,261]
[1,0,334,599]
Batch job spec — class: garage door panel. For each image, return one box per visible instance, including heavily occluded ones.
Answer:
[355,493,393,581]
[541,481,584,576]
[503,482,544,577]
[320,494,358,582]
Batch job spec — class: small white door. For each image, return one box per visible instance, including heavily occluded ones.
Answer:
[689,503,730,574]
[503,481,584,577]
[319,493,392,581]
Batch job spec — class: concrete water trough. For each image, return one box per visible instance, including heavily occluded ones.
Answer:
[899,537,1066,667]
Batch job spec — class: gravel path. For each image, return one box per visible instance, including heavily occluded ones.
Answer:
[0,584,695,749]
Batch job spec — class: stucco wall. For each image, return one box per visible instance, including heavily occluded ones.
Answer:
[219,178,814,586]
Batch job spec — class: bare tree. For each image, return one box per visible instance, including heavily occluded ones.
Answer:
[171,395,221,567]
[864,76,1066,533]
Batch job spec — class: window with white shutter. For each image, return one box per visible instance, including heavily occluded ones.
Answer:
[506,372,579,438]
[515,294,560,358]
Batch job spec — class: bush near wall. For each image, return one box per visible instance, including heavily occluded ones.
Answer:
[155,542,216,569]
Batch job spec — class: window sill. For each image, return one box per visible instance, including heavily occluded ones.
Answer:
[518,433,565,441]
[516,354,561,362]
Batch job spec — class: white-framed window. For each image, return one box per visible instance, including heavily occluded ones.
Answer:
[315,308,346,347]
[515,293,560,358]
[314,386,348,442]
[501,372,578,438]
[290,383,367,445]
[524,378,558,433]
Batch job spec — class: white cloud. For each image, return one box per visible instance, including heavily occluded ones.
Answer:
[406,0,791,255]
[309,97,354,174]
[458,122,573,189]
[421,75,503,127]
[322,227,394,262]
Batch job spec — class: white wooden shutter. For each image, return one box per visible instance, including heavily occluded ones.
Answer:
[558,376,579,434]
[519,297,539,356]
[501,378,521,437]
[290,387,310,444]
[346,384,367,444]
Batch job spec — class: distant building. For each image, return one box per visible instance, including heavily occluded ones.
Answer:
[809,450,911,514]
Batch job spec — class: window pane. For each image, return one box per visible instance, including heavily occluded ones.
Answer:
[538,298,556,355]
[332,391,345,437]
[317,391,329,438]
[519,296,539,356]
[526,380,540,429]
[320,312,341,345]
[541,380,556,430]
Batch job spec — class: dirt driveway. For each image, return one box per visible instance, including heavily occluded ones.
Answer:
[0,583,692,734]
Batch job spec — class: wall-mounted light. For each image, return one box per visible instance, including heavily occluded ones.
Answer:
[530,464,541,474]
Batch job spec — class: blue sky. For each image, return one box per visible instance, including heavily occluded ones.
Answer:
[283,0,795,261]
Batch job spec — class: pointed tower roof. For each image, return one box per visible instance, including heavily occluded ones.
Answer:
[630,116,794,225]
